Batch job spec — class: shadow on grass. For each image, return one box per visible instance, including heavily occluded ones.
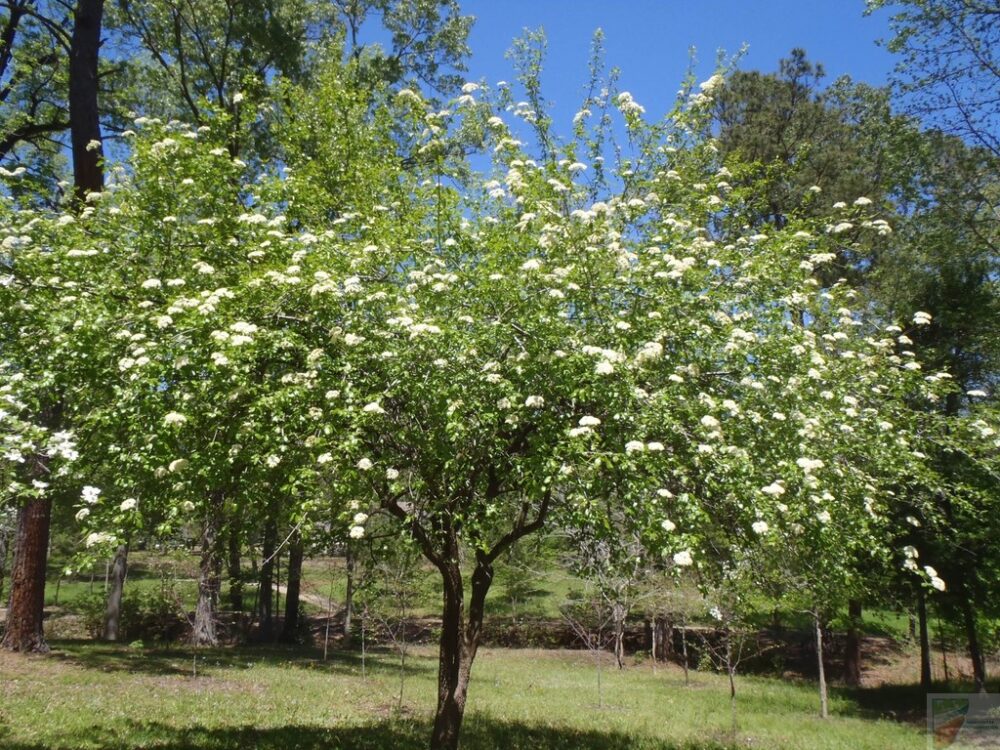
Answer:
[839,678,1000,725]
[0,718,729,750]
[48,640,436,680]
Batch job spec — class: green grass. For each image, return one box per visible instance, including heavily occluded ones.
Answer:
[31,551,926,643]
[298,556,589,620]
[0,642,927,749]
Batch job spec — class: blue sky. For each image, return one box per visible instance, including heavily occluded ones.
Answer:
[457,1,896,124]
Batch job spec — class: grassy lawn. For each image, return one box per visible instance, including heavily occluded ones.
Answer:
[0,642,926,750]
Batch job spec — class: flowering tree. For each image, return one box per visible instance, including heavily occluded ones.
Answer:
[282,70,948,745]
[3,43,989,750]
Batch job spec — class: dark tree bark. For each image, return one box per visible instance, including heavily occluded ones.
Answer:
[384,482,550,750]
[917,588,932,688]
[280,531,303,642]
[68,0,104,199]
[0,518,10,604]
[844,599,863,687]
[257,516,277,638]
[103,543,128,641]
[342,544,355,640]
[226,525,243,611]
[651,616,673,662]
[1,497,52,653]
[429,561,489,750]
[960,595,987,692]
[191,492,223,646]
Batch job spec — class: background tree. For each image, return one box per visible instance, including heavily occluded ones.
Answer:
[868,0,1000,157]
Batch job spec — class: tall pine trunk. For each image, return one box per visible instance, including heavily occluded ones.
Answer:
[1,498,52,653]
[917,588,932,687]
[69,0,104,199]
[103,544,128,641]
[191,492,223,646]
[280,532,303,642]
[844,599,862,687]
[0,518,9,603]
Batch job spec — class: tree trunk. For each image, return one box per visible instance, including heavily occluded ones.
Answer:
[226,525,243,611]
[612,600,626,670]
[939,616,952,684]
[960,595,987,692]
[342,544,355,640]
[651,617,673,662]
[280,532,304,642]
[103,544,128,641]
[257,516,277,638]
[429,560,489,750]
[69,0,104,200]
[0,519,9,604]
[1,498,52,653]
[815,612,829,719]
[917,588,932,688]
[191,493,223,647]
[844,599,862,687]
[681,622,690,686]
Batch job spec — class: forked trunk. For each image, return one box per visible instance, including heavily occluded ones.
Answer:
[1,498,52,653]
[103,544,128,641]
[429,561,490,750]
[192,492,223,646]
[844,599,862,687]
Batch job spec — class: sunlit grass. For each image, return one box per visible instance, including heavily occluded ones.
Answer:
[0,642,926,749]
